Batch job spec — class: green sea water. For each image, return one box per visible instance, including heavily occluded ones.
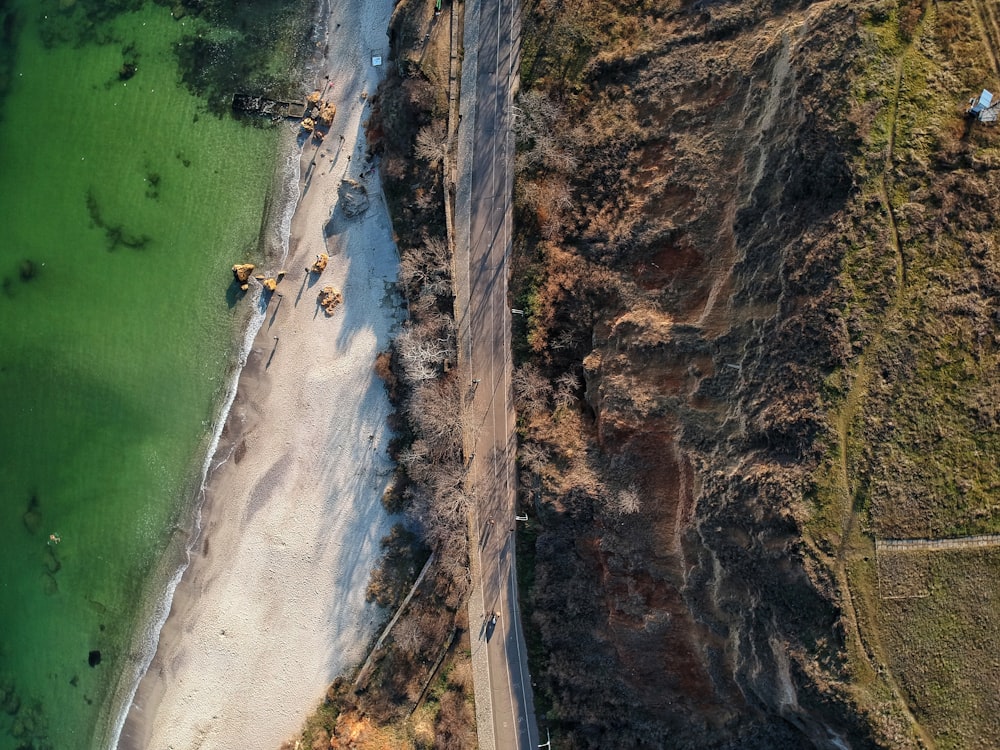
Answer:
[0,3,289,748]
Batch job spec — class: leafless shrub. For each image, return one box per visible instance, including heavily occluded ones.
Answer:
[366,524,424,608]
[434,688,476,750]
[399,235,451,298]
[519,440,550,474]
[415,120,448,165]
[396,325,455,382]
[513,362,553,414]
[514,89,560,143]
[514,89,578,175]
[392,616,424,657]
[612,485,641,516]
[554,371,581,409]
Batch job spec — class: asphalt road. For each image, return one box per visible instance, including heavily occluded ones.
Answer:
[461,0,538,746]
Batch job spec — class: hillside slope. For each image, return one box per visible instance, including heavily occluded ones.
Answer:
[512,0,1000,747]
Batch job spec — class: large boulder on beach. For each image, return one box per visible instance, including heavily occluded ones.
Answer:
[319,285,343,316]
[231,263,255,291]
[338,179,369,218]
[310,253,329,274]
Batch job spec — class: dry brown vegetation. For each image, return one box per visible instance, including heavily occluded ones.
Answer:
[510,0,1000,748]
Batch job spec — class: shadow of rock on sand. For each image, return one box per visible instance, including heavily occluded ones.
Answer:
[322,207,343,246]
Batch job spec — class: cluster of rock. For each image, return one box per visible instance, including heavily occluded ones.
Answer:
[1,682,46,746]
[231,263,255,291]
[231,253,343,316]
[253,270,285,292]
[230,264,285,293]
[301,90,337,140]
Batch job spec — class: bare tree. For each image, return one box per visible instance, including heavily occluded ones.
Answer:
[520,175,574,239]
[396,326,455,383]
[513,363,553,414]
[399,234,451,298]
[553,371,580,409]
[550,329,580,351]
[514,89,578,175]
[411,375,463,453]
[392,616,424,657]
[518,440,550,474]
[398,439,434,483]
[414,120,448,166]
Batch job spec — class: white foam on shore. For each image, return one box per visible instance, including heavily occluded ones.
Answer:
[274,144,303,269]
[105,146,301,750]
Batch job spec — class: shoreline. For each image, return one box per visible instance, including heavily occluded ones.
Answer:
[111,0,400,745]
[105,139,305,749]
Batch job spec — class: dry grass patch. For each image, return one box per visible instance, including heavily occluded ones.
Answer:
[877,548,1000,749]
[874,549,931,600]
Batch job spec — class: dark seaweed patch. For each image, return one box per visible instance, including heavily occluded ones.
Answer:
[85,189,152,251]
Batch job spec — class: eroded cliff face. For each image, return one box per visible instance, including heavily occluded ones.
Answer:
[516,1,879,747]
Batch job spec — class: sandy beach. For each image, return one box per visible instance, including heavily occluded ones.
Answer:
[114,0,400,746]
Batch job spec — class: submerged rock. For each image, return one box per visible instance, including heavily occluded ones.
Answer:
[2,691,18,716]
[1,679,20,716]
[41,573,58,596]
[88,650,101,668]
[22,509,41,535]
[42,547,60,574]
[19,260,37,282]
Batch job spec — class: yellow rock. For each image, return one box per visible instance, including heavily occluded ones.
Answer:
[307,90,321,103]
[319,285,343,316]
[263,278,277,292]
[232,263,255,284]
[301,117,315,132]
[254,274,266,281]
[310,253,329,274]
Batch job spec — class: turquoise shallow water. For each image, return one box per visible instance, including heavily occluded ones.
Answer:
[0,3,284,747]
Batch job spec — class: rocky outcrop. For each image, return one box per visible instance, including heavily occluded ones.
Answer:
[232,263,255,291]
